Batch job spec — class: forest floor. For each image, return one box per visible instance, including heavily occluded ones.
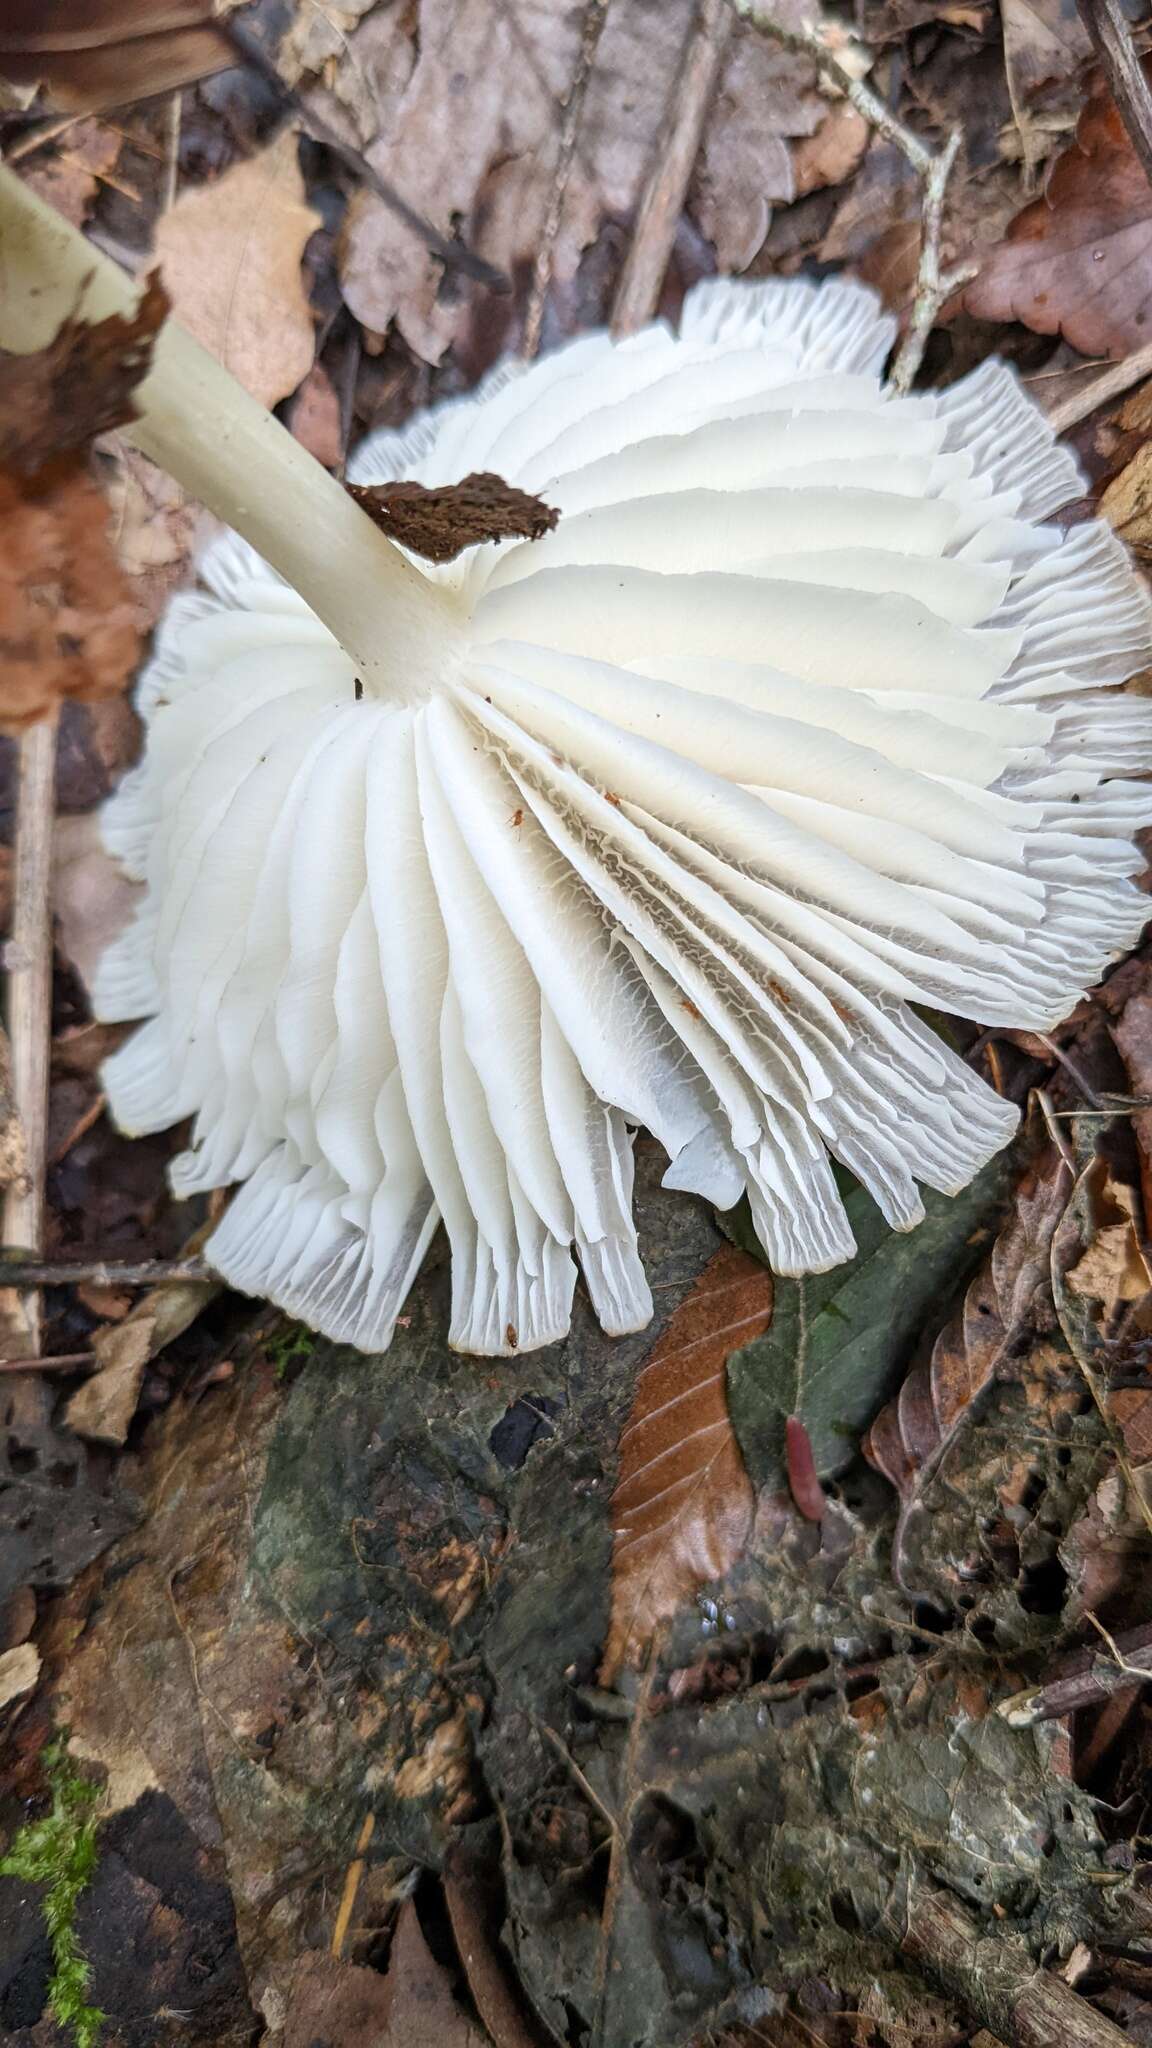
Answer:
[6,1,1152,2044]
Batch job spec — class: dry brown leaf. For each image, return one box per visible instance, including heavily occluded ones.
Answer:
[284,1901,487,2048]
[1100,441,1152,557]
[600,1243,770,1682]
[0,0,233,112]
[1064,1162,1152,1318]
[289,361,344,468]
[0,468,141,734]
[53,811,143,1000]
[0,1641,40,1711]
[66,1253,219,1444]
[791,102,870,199]
[865,1147,1067,1530]
[153,128,321,409]
[965,66,1152,357]
[0,270,167,478]
[337,0,821,363]
[348,473,558,564]
[1000,0,1092,172]
[19,116,122,229]
[443,1841,541,2048]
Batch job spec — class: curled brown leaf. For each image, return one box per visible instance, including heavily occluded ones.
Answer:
[0,1,233,113]
[600,1243,771,1683]
[964,65,1152,358]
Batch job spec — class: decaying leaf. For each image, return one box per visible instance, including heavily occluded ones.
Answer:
[965,65,1152,357]
[152,128,321,409]
[348,472,559,564]
[600,1244,769,1683]
[0,0,234,113]
[336,0,822,362]
[727,1152,1016,1497]
[53,811,144,1000]
[865,1146,1069,1578]
[0,276,167,731]
[0,467,141,734]
[283,1904,487,2048]
[1064,1160,1152,1318]
[1100,440,1152,558]
[1000,0,1092,172]
[0,272,168,478]
[18,116,123,229]
[65,1244,219,1445]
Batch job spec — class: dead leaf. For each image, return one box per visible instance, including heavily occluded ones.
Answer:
[153,128,321,408]
[791,101,870,198]
[105,446,199,632]
[0,1641,40,1710]
[965,65,1152,357]
[282,1951,393,2048]
[53,811,144,999]
[289,360,344,468]
[65,1246,220,1444]
[1064,1161,1152,1318]
[0,276,167,731]
[865,1145,1068,1578]
[1100,441,1152,556]
[0,270,167,478]
[0,467,142,734]
[0,0,234,113]
[19,116,123,229]
[1000,0,1092,173]
[337,0,821,363]
[349,473,558,564]
[600,1243,770,1682]
[443,1840,541,2048]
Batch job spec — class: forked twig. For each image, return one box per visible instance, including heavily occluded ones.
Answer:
[728,2,976,392]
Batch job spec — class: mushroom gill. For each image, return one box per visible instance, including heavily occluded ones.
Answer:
[95,277,1152,1355]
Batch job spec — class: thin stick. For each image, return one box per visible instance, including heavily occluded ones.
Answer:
[727,3,975,392]
[330,1811,374,1958]
[1041,336,1152,435]
[162,89,181,212]
[1,710,59,1356]
[998,1619,1152,1724]
[523,0,610,360]
[1076,0,1152,191]
[0,1352,96,1374]
[0,1257,211,1288]
[610,0,731,337]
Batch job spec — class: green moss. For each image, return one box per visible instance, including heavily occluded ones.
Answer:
[266,1320,316,1382]
[0,1740,105,2048]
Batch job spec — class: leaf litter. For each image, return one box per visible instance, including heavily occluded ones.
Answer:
[7,3,1152,2046]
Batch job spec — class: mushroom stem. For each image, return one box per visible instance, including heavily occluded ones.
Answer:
[0,165,448,691]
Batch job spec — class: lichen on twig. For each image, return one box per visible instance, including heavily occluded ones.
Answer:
[728,1,976,392]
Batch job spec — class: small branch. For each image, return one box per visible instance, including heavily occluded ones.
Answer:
[998,1619,1152,1725]
[524,0,609,359]
[0,1257,211,1288]
[1,710,59,1357]
[729,2,975,393]
[1040,336,1152,435]
[611,0,732,337]
[0,1352,96,1375]
[903,1886,1133,2048]
[1076,0,1152,192]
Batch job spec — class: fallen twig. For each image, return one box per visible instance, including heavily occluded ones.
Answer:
[1076,0,1152,191]
[729,3,976,392]
[611,0,732,337]
[1040,336,1152,435]
[998,1620,1152,1725]
[0,1257,211,1288]
[524,0,610,359]
[1,709,59,1358]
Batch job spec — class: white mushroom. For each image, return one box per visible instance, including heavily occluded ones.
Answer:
[88,277,1152,1355]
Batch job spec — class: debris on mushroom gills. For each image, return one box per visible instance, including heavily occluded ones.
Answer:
[96,277,1152,1357]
